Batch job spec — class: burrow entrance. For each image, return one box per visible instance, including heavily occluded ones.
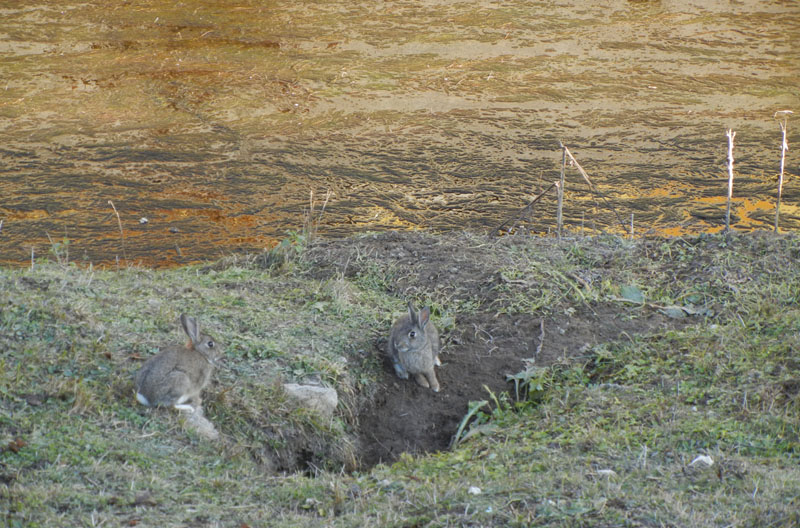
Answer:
[301,232,691,470]
[355,308,681,467]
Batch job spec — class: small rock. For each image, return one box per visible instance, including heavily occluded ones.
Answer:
[283,383,338,419]
[182,408,220,441]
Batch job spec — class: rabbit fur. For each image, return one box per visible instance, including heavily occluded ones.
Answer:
[388,302,441,392]
[135,314,221,413]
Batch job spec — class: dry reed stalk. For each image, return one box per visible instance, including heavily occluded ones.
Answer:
[629,213,634,240]
[725,130,736,233]
[492,181,558,237]
[306,190,314,231]
[107,200,127,262]
[303,189,333,243]
[315,189,333,235]
[557,145,566,238]
[555,181,562,238]
[774,111,792,232]
[561,144,628,233]
[45,232,62,266]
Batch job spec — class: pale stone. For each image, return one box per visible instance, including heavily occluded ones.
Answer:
[283,383,338,419]
[182,407,220,441]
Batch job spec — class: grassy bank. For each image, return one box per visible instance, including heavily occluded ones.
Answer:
[1,231,798,527]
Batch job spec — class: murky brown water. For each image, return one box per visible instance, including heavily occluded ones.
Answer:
[1,0,798,267]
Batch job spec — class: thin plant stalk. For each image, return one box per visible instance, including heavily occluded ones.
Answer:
[562,144,628,233]
[107,200,127,263]
[725,129,736,233]
[492,181,558,236]
[630,213,634,240]
[63,227,69,265]
[314,189,333,237]
[774,111,792,232]
[557,145,566,239]
[305,190,314,238]
[303,189,333,243]
[555,181,562,238]
[45,232,63,266]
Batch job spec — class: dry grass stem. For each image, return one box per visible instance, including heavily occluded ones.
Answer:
[557,145,567,238]
[107,200,127,262]
[562,144,628,233]
[45,232,64,266]
[774,110,792,232]
[303,189,334,243]
[493,181,558,236]
[725,129,736,233]
[630,213,635,239]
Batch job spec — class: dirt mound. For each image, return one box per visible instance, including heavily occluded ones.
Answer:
[305,231,689,468]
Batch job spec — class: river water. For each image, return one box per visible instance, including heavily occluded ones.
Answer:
[1,0,798,267]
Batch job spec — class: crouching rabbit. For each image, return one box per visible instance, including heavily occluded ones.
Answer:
[388,302,441,392]
[135,314,221,413]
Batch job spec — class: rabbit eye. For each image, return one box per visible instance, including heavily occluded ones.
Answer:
[207,340,215,348]
[408,331,416,338]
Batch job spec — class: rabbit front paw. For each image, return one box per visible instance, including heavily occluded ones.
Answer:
[392,359,409,379]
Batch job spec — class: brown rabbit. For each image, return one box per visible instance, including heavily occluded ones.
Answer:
[388,302,441,392]
[134,314,221,413]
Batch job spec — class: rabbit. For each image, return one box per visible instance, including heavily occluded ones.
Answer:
[387,302,442,392]
[134,314,221,413]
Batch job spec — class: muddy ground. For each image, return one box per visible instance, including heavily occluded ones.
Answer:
[304,231,690,467]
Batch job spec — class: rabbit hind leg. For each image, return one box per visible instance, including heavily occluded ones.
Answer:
[174,391,204,413]
[425,371,440,393]
[413,373,430,389]
[157,372,196,412]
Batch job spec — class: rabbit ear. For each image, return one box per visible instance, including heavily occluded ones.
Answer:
[418,307,431,329]
[407,302,418,325]
[180,314,200,344]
